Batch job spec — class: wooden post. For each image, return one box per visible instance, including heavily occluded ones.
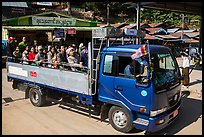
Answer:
[136,2,141,44]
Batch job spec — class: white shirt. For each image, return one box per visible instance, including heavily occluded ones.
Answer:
[182,55,190,68]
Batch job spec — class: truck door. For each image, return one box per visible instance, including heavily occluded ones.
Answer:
[113,54,150,111]
[98,53,117,101]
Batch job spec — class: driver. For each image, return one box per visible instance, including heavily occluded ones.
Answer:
[124,60,140,76]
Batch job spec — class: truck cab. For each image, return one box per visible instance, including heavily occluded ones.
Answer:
[98,44,182,132]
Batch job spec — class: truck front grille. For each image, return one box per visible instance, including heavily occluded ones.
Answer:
[168,93,180,107]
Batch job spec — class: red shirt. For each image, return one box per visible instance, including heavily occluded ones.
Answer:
[28,52,36,61]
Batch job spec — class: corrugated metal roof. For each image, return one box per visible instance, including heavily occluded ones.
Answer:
[184,32,199,38]
[177,29,196,33]
[2,2,28,8]
[145,28,160,34]
[144,34,160,40]
[195,36,200,40]
[140,23,151,28]
[167,28,180,33]
[97,24,107,27]
[148,22,164,28]
[155,35,178,39]
[111,22,129,28]
[121,23,137,30]
[169,32,182,39]
[183,39,199,43]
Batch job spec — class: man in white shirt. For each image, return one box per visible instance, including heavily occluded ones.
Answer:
[181,51,191,87]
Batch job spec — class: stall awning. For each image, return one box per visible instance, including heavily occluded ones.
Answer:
[3,26,100,31]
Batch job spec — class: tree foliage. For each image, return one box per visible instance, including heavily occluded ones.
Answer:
[71,2,201,28]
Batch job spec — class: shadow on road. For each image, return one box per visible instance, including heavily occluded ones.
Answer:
[145,90,202,135]
[190,65,202,71]
[2,97,26,105]
[58,104,110,124]
[189,79,202,86]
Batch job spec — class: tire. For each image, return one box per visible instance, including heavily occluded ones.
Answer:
[12,80,18,89]
[29,88,46,107]
[108,106,134,133]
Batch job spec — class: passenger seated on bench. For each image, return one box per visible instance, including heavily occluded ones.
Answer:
[52,51,58,69]
[57,45,68,69]
[34,46,47,66]
[28,46,36,65]
[22,46,30,64]
[47,46,56,68]
[13,46,22,63]
[67,47,82,71]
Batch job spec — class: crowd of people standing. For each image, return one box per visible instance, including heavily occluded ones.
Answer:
[7,36,88,72]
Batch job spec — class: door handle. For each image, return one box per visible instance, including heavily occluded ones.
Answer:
[114,86,123,91]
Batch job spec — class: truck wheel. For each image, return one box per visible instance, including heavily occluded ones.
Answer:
[12,80,18,89]
[29,88,45,107]
[108,106,134,133]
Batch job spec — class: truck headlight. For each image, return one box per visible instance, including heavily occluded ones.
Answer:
[150,107,167,117]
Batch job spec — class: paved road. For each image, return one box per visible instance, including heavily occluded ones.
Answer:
[2,66,202,135]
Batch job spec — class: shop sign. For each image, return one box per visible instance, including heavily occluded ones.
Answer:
[67,29,76,34]
[54,28,65,38]
[32,16,76,26]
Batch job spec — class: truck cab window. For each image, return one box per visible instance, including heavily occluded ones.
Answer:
[151,53,180,91]
[118,56,140,79]
[103,54,113,75]
[118,56,149,85]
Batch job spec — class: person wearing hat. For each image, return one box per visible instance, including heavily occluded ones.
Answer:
[66,47,74,61]
[34,46,47,66]
[181,51,191,87]
[7,37,16,57]
[67,47,82,71]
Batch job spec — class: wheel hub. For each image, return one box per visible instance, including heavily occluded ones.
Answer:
[32,92,39,103]
[113,110,127,128]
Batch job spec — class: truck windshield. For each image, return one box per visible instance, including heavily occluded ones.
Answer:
[151,52,180,91]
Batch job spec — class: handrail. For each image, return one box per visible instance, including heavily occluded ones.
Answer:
[7,56,88,73]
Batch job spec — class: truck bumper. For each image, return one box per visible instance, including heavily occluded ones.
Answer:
[133,100,181,133]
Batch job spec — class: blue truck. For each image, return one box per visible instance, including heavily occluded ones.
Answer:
[6,28,183,133]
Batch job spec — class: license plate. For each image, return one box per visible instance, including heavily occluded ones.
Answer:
[173,109,179,117]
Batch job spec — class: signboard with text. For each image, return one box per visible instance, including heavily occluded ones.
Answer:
[32,16,76,26]
[67,29,76,34]
[54,28,65,38]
